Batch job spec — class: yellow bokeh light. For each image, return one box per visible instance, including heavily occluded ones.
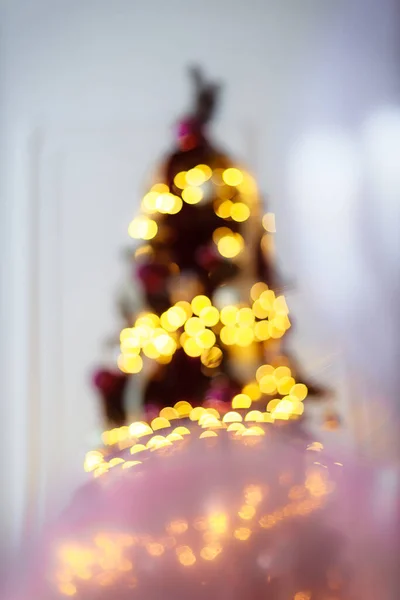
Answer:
[222,167,244,186]
[217,233,244,259]
[159,407,179,420]
[182,186,203,204]
[199,306,219,327]
[151,183,169,193]
[235,327,255,347]
[232,394,252,409]
[244,410,264,422]
[256,364,274,381]
[212,226,232,244]
[189,406,207,421]
[174,171,187,189]
[185,317,205,336]
[191,294,211,315]
[167,306,187,328]
[129,421,153,437]
[222,411,243,423]
[274,366,292,380]
[118,353,143,374]
[220,305,238,326]
[128,216,158,240]
[141,191,159,214]
[259,375,277,394]
[200,544,222,561]
[236,307,255,327]
[142,342,160,359]
[250,282,269,301]
[199,430,218,439]
[84,451,104,473]
[174,401,193,416]
[173,426,191,436]
[151,417,171,431]
[165,194,183,215]
[290,383,308,401]
[220,325,237,345]
[176,546,196,566]
[183,337,202,357]
[242,382,262,400]
[196,329,216,349]
[196,164,213,180]
[186,167,206,186]
[238,505,256,520]
[215,199,232,218]
[254,320,270,341]
[262,212,276,233]
[173,300,192,319]
[231,202,250,222]
[276,376,296,395]
[259,289,275,310]
[201,346,223,368]
[234,527,251,541]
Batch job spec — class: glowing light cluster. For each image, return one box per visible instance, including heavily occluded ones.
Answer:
[213,227,245,258]
[215,199,251,222]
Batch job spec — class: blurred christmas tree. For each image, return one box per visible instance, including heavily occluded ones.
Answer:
[93,68,326,428]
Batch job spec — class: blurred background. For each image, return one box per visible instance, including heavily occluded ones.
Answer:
[1,0,399,574]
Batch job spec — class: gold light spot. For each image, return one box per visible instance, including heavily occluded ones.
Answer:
[217,233,244,258]
[175,300,193,319]
[122,460,141,469]
[274,366,292,380]
[196,164,213,179]
[183,337,202,357]
[200,430,218,439]
[222,168,244,186]
[215,199,232,218]
[128,216,158,240]
[174,171,187,189]
[290,383,308,401]
[245,485,263,506]
[236,307,254,327]
[227,422,246,432]
[159,407,180,420]
[166,432,184,442]
[250,282,269,301]
[244,410,264,422]
[189,406,206,421]
[235,327,255,347]
[197,329,216,349]
[186,167,206,186]
[259,290,275,310]
[223,411,243,423]
[191,295,211,315]
[238,505,256,520]
[232,393,252,409]
[242,382,262,400]
[182,186,203,204]
[84,451,104,472]
[129,422,153,438]
[220,305,238,326]
[199,306,219,327]
[167,520,188,535]
[167,306,187,328]
[141,191,159,214]
[220,326,237,345]
[252,300,270,319]
[256,364,274,381]
[231,202,250,222]
[151,183,169,193]
[173,426,191,436]
[118,353,143,374]
[174,401,193,417]
[234,527,251,541]
[262,212,276,233]
[243,426,265,437]
[200,544,222,560]
[201,346,223,368]
[212,226,232,244]
[176,546,196,566]
[254,321,270,341]
[151,417,171,431]
[259,375,277,394]
[185,316,205,336]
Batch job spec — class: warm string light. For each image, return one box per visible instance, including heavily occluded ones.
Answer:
[58,461,333,596]
[128,165,253,241]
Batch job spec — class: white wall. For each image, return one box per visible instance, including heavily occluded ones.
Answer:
[1,0,399,564]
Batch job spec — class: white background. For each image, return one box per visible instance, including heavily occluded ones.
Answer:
[1,0,399,566]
